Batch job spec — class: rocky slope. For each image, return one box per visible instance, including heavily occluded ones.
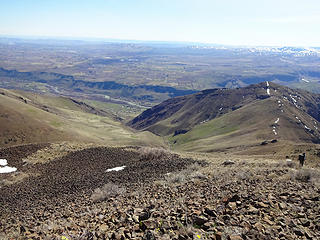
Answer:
[0,144,320,239]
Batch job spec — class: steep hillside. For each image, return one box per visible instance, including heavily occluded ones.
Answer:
[128,82,320,150]
[0,90,74,146]
[0,89,165,148]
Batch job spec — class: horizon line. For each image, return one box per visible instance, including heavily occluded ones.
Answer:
[0,34,319,49]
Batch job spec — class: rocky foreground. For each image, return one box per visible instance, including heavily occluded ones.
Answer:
[0,144,320,239]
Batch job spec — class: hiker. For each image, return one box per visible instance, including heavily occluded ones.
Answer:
[298,153,306,167]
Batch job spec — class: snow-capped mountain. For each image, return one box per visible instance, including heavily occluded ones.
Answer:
[190,45,320,57]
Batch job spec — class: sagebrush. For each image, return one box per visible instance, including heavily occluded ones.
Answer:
[91,182,125,202]
[291,168,320,183]
[139,147,171,159]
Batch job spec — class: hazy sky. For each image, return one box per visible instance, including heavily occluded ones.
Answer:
[0,0,319,46]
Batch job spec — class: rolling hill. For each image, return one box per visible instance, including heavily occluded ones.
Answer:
[128,82,320,151]
[0,89,74,146]
[0,88,164,148]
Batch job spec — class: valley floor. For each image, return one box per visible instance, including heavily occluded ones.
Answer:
[0,143,320,240]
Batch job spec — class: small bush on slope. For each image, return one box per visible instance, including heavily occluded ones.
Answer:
[139,147,171,160]
[291,168,320,184]
[91,182,125,202]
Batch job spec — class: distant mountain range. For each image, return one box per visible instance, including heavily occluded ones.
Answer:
[191,46,320,57]
[128,82,320,151]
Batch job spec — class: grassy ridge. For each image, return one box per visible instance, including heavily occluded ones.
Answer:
[0,88,165,148]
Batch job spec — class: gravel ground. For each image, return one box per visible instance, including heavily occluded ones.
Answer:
[0,144,319,240]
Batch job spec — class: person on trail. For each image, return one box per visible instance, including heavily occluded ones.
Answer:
[298,153,306,167]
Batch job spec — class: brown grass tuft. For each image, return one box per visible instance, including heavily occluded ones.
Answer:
[139,147,171,159]
[290,168,320,183]
[165,163,205,184]
[91,182,125,202]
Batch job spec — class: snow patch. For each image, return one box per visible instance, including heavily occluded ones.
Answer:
[290,94,297,103]
[200,119,210,124]
[266,81,270,95]
[0,166,17,173]
[0,159,17,173]
[304,125,311,131]
[0,159,8,166]
[267,88,270,95]
[106,166,126,172]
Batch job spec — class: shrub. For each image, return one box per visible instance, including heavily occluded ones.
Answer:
[164,163,205,184]
[187,163,201,172]
[235,169,253,180]
[294,169,311,182]
[285,159,296,168]
[274,159,296,169]
[291,168,320,183]
[165,172,186,184]
[139,147,171,159]
[91,182,125,202]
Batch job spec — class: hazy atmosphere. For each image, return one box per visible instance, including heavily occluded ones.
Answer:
[1,0,320,46]
[1,1,320,239]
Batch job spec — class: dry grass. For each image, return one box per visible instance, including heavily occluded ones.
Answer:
[0,88,166,149]
[285,159,296,168]
[90,182,125,202]
[22,142,95,164]
[163,163,206,185]
[165,172,187,184]
[273,159,297,169]
[139,147,171,159]
[176,224,196,239]
[290,168,320,183]
[153,163,206,187]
